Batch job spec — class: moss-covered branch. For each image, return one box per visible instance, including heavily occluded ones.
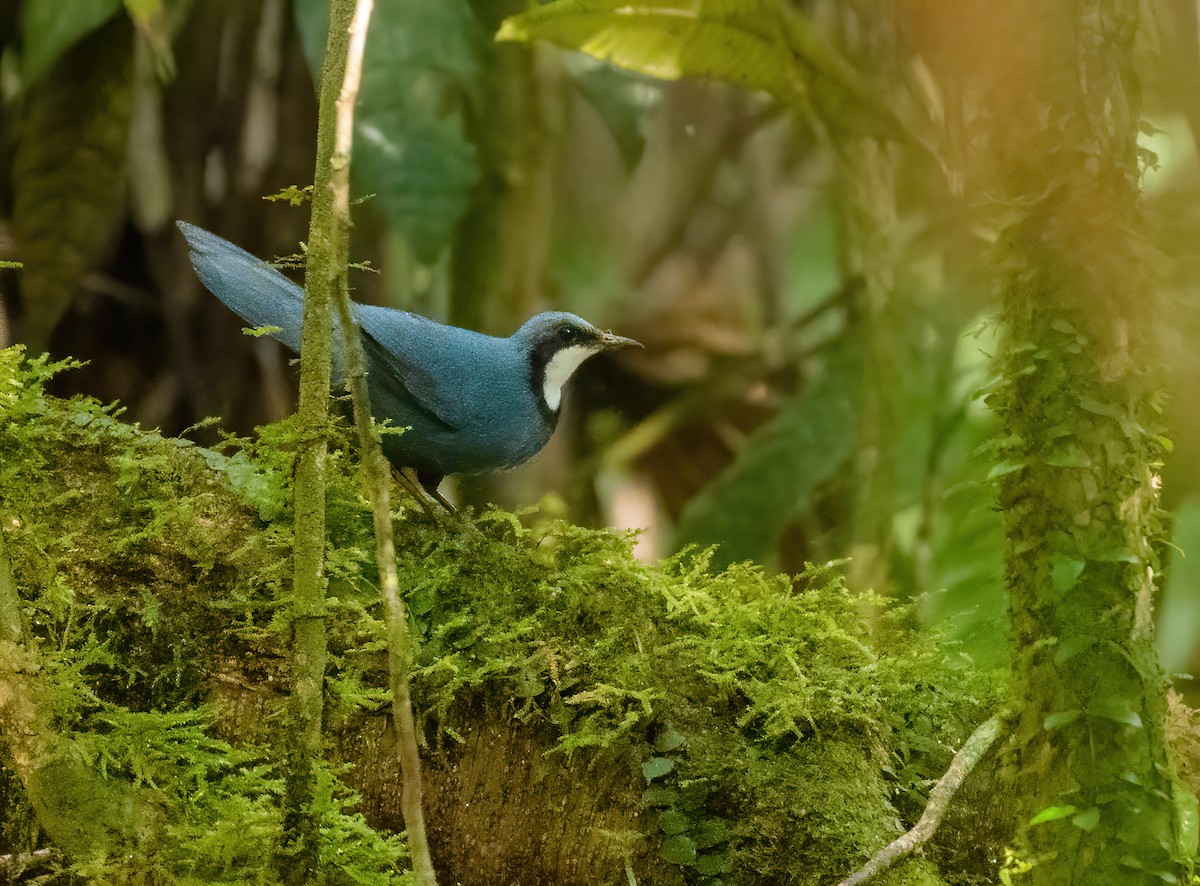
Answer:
[0,353,1007,883]
[280,0,354,878]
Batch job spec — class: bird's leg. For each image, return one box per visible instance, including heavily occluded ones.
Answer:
[392,466,435,514]
[391,466,456,514]
[416,468,456,513]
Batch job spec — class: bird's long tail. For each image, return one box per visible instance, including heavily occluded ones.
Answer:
[177,221,305,352]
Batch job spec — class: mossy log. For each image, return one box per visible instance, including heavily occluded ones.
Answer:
[0,350,997,884]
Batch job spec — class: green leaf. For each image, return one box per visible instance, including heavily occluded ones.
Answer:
[642,756,675,781]
[353,115,479,262]
[1044,449,1092,468]
[642,785,679,807]
[1053,635,1096,665]
[673,340,860,567]
[660,834,698,866]
[1174,788,1199,858]
[13,14,135,349]
[1043,709,1081,730]
[1029,804,1077,826]
[565,57,649,170]
[409,585,437,617]
[1077,396,1121,419]
[21,0,123,85]
[1072,806,1101,832]
[693,818,730,849]
[987,459,1027,480]
[295,0,483,262]
[654,727,686,753]
[1050,557,1086,593]
[1158,499,1200,675]
[695,852,731,875]
[497,0,801,100]
[658,809,690,835]
[1090,699,1143,729]
[497,0,896,136]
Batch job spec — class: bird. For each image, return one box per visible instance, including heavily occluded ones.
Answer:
[177,221,640,507]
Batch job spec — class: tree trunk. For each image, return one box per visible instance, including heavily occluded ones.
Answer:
[920,0,1200,878]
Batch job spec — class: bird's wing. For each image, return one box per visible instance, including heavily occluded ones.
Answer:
[178,221,305,350]
[358,326,462,432]
[180,221,468,432]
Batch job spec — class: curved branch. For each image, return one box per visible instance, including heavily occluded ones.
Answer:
[837,712,1009,886]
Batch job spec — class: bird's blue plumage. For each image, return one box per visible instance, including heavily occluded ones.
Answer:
[177,222,625,485]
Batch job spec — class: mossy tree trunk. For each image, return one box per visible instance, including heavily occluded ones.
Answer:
[927,1,1200,879]
[279,0,352,879]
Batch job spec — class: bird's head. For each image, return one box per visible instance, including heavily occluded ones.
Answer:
[516,312,641,413]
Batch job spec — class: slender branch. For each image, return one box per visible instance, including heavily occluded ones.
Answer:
[324,2,438,882]
[836,712,1009,886]
[278,0,351,878]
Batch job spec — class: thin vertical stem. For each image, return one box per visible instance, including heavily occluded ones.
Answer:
[324,1,438,882]
[279,0,351,878]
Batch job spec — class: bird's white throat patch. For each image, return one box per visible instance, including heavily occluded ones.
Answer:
[542,345,598,412]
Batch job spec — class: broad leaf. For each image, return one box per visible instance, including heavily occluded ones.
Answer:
[13,16,134,348]
[21,0,123,86]
[295,0,483,263]
[498,0,897,135]
[498,0,801,102]
[672,339,860,568]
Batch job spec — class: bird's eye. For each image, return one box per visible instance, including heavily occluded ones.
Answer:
[560,326,579,342]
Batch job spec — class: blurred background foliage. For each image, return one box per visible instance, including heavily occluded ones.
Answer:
[3,0,1200,689]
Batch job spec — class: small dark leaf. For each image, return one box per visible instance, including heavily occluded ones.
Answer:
[409,584,437,616]
[693,818,730,849]
[642,786,679,807]
[695,852,731,875]
[642,756,675,781]
[660,834,698,866]
[657,809,690,835]
[654,727,686,753]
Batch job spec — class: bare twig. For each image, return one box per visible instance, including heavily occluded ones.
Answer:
[324,2,438,883]
[837,712,1008,886]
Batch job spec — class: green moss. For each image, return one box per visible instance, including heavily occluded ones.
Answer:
[0,347,1001,883]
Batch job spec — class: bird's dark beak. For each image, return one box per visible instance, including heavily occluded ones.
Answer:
[597,331,642,351]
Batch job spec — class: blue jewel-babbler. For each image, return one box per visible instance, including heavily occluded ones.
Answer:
[177,222,640,506]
